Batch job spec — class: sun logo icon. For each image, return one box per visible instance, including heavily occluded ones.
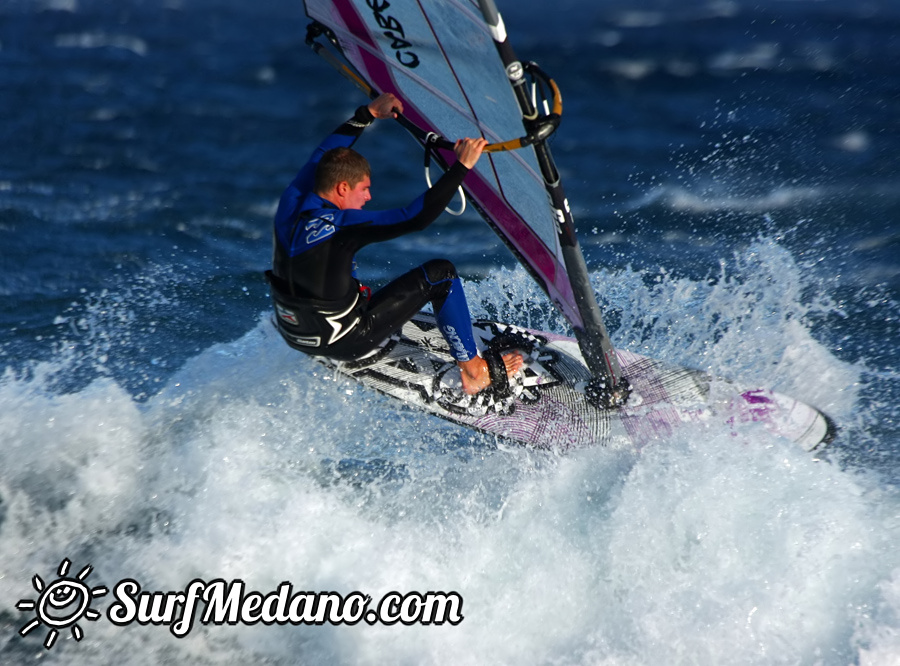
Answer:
[16,558,108,650]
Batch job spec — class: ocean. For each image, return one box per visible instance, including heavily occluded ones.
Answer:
[1,0,899,663]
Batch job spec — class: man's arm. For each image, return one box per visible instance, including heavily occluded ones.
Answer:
[275,93,403,231]
[288,93,403,194]
[339,137,487,243]
[285,105,375,195]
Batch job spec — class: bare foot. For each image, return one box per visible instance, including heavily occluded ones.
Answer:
[458,351,524,395]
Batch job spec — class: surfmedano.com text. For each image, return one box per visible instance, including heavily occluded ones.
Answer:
[107,579,464,636]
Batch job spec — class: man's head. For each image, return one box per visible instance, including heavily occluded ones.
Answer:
[314,147,372,210]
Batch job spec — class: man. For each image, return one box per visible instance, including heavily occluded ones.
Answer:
[267,93,522,395]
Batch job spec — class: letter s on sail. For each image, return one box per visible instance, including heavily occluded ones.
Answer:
[366,0,420,68]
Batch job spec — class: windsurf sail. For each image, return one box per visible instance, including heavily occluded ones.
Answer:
[303,0,628,403]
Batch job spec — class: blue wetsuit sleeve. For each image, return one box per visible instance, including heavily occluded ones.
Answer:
[287,105,376,194]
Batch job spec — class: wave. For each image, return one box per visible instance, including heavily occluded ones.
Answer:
[2,239,898,664]
[55,32,148,57]
[622,183,827,214]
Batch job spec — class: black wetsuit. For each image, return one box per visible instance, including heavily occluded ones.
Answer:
[268,105,478,362]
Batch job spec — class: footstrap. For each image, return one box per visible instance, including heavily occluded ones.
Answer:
[481,346,512,399]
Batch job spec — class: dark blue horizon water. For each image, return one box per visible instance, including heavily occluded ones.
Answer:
[1,1,899,664]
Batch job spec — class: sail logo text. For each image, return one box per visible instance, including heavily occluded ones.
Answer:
[366,0,420,68]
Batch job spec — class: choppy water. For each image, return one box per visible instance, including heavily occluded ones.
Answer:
[1,0,899,663]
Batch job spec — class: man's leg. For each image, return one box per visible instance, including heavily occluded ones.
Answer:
[420,260,523,395]
[325,260,457,359]
[419,260,477,362]
[328,259,521,393]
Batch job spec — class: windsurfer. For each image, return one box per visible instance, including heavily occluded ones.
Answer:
[267,92,523,395]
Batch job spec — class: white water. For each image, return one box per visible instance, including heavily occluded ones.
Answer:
[2,242,899,665]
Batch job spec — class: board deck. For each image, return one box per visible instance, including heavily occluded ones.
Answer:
[317,314,835,452]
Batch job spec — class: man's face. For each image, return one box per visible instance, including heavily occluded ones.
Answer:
[343,176,372,210]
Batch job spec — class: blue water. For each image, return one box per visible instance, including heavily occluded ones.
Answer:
[2,0,899,663]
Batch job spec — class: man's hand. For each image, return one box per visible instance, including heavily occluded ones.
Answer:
[454,137,489,169]
[367,93,403,119]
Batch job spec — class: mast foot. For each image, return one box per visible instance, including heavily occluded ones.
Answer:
[586,377,632,409]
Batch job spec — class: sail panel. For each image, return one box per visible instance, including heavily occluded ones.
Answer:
[304,0,582,326]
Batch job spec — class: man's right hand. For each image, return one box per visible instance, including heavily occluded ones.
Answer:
[454,137,489,169]
[367,93,403,119]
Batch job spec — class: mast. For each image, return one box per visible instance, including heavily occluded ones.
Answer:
[476,0,629,406]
